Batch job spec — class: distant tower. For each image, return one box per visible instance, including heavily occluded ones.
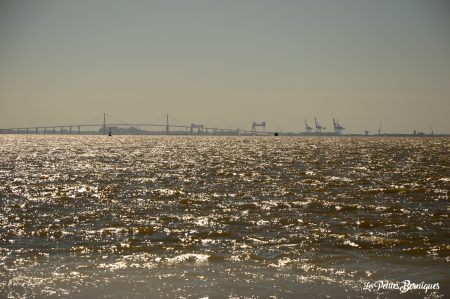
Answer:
[378,122,382,135]
[166,114,169,135]
[103,113,106,135]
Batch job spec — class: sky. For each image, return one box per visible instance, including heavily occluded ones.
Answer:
[1,0,449,134]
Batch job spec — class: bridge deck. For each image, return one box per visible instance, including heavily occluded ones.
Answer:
[0,123,275,135]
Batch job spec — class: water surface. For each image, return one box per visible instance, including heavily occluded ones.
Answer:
[0,135,449,298]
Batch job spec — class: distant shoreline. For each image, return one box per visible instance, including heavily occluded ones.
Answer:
[0,131,448,137]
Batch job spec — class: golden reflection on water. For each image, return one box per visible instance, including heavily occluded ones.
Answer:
[0,135,449,297]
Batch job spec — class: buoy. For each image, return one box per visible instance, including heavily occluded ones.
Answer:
[274,132,278,136]
[108,128,112,136]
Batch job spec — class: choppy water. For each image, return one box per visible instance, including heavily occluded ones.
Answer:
[0,135,449,298]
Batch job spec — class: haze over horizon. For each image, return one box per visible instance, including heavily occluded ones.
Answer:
[1,0,449,134]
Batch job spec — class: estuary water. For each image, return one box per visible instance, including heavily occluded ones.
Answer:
[0,135,449,298]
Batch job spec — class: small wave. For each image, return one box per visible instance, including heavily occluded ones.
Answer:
[166,254,210,265]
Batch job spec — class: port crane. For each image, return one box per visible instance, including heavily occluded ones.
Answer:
[251,121,266,132]
[333,118,345,135]
[314,117,326,134]
[305,120,313,134]
[190,123,204,133]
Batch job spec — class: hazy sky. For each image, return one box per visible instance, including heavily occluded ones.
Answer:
[1,0,449,133]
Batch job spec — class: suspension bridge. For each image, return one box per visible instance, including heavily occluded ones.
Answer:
[0,114,276,136]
